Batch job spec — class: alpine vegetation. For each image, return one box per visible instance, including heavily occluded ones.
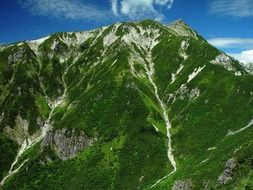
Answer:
[0,19,252,190]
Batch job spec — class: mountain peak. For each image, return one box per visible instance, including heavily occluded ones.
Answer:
[172,19,186,25]
[167,19,198,39]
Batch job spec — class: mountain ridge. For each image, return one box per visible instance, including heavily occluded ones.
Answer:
[0,19,247,73]
[0,19,210,48]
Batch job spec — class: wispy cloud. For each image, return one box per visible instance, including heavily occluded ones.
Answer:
[208,38,253,64]
[208,38,253,49]
[209,0,253,17]
[111,0,119,16]
[20,0,174,22]
[228,50,253,64]
[20,0,111,21]
[111,0,174,21]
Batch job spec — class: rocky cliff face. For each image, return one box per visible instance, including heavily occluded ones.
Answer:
[218,159,237,186]
[172,180,193,190]
[41,129,93,160]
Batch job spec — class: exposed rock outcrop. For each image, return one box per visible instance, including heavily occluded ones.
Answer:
[8,47,27,64]
[41,128,93,160]
[3,116,44,145]
[54,43,66,54]
[172,180,193,190]
[218,158,237,185]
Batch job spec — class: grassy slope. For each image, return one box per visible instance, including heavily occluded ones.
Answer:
[0,20,252,190]
[146,27,253,189]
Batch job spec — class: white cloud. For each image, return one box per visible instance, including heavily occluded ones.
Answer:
[20,0,174,21]
[208,38,253,64]
[111,0,174,21]
[155,0,174,8]
[208,38,253,49]
[20,0,110,20]
[229,50,253,64]
[111,0,119,16]
[209,0,253,17]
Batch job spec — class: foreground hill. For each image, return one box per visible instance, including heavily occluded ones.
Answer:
[0,19,252,190]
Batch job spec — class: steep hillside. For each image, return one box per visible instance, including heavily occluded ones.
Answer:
[0,19,252,190]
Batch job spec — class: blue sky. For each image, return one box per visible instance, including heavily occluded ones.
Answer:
[0,0,253,63]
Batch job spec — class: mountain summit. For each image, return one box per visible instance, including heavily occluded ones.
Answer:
[0,20,252,190]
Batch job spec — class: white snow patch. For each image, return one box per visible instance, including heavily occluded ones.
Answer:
[234,146,242,154]
[27,36,49,54]
[187,65,206,83]
[0,156,29,187]
[51,40,58,50]
[0,45,8,52]
[30,36,49,44]
[207,147,217,151]
[0,120,51,186]
[152,123,159,132]
[90,61,100,69]
[181,40,189,50]
[170,64,184,84]
[111,59,117,67]
[0,96,64,186]
[128,34,177,179]
[150,170,175,189]
[139,176,145,182]
[226,118,253,136]
[143,52,177,176]
[180,40,189,60]
[235,71,242,76]
[17,42,25,47]
[200,158,210,165]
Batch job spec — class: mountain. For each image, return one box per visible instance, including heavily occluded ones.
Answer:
[0,19,252,190]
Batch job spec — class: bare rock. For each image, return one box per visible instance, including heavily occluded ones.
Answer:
[218,158,237,185]
[53,42,67,54]
[3,116,45,145]
[8,47,27,64]
[42,128,93,160]
[172,180,193,190]
[3,115,30,145]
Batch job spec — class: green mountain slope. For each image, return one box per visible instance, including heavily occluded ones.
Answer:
[0,19,252,190]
